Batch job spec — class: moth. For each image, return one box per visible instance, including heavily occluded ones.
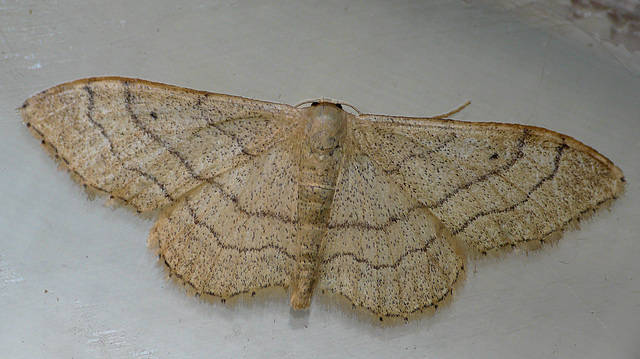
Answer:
[21,77,625,323]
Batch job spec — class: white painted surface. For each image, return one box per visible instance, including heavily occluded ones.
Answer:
[1,1,638,358]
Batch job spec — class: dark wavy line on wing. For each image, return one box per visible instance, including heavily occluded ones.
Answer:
[125,166,175,202]
[123,81,205,181]
[95,82,295,219]
[327,204,424,231]
[184,197,297,260]
[26,123,152,211]
[321,232,437,270]
[328,130,529,232]
[451,143,567,236]
[427,129,529,209]
[361,123,527,210]
[121,81,276,178]
[84,84,116,154]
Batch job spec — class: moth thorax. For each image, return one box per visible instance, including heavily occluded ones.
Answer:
[303,103,348,154]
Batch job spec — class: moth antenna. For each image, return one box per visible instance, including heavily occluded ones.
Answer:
[294,97,362,115]
[429,100,471,119]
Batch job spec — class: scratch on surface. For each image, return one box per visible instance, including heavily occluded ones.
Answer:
[92,329,120,336]
[87,327,129,346]
[548,266,611,334]
[132,349,156,357]
[0,251,25,287]
[68,301,155,356]
[527,29,553,125]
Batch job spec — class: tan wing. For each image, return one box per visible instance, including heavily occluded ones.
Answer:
[149,136,300,299]
[317,148,465,319]
[351,114,626,255]
[20,77,300,212]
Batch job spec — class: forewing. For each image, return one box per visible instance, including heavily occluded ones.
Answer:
[149,136,300,299]
[317,148,464,319]
[352,114,625,254]
[21,77,300,212]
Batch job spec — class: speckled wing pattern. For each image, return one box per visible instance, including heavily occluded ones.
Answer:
[318,149,464,318]
[22,77,302,300]
[21,77,625,322]
[149,137,301,299]
[350,115,625,255]
[21,78,300,212]
[315,113,624,319]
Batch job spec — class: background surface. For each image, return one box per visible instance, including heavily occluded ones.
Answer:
[1,1,638,358]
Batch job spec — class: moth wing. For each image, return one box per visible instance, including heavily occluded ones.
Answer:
[21,77,300,212]
[149,121,303,299]
[351,114,625,255]
[318,146,464,319]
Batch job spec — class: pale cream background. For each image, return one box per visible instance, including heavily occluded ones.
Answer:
[1,1,638,358]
